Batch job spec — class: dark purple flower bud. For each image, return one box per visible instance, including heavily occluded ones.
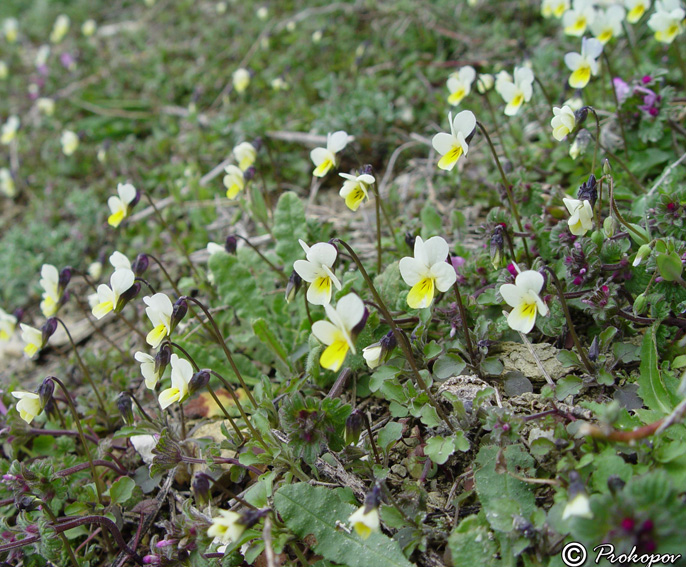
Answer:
[132,254,149,276]
[155,344,171,375]
[251,137,263,152]
[243,166,256,181]
[129,189,141,209]
[117,393,134,425]
[364,484,382,513]
[41,318,58,344]
[12,308,24,322]
[285,270,302,303]
[118,282,141,307]
[490,227,505,269]
[345,409,364,445]
[225,235,238,255]
[239,508,269,529]
[37,377,54,409]
[352,306,369,338]
[380,330,397,352]
[188,370,210,395]
[588,336,599,362]
[405,232,416,251]
[171,298,187,331]
[360,164,374,176]
[16,495,39,512]
[192,473,211,507]
[58,267,72,290]
[574,106,589,126]
[577,174,597,207]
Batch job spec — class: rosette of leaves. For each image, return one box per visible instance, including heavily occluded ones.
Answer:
[278,393,351,465]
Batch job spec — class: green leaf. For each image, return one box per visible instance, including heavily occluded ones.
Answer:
[107,476,136,505]
[433,353,466,380]
[638,324,677,415]
[448,514,499,567]
[377,421,403,452]
[557,350,580,368]
[273,484,413,567]
[555,375,583,401]
[252,318,292,372]
[425,436,456,465]
[420,202,443,238]
[273,192,307,265]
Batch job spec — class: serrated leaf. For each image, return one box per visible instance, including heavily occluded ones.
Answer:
[638,324,677,415]
[273,192,308,265]
[273,483,413,567]
[425,436,455,465]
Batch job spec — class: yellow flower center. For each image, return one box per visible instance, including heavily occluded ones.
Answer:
[108,209,126,228]
[597,29,612,44]
[146,324,169,348]
[344,187,366,211]
[437,145,464,170]
[570,65,591,88]
[627,5,644,22]
[313,276,332,295]
[313,158,334,177]
[320,338,349,371]
[407,277,435,309]
[448,87,467,105]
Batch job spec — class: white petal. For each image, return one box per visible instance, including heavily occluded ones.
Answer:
[398,257,426,286]
[451,110,476,136]
[432,132,458,156]
[293,259,320,282]
[135,351,154,363]
[310,147,331,166]
[336,293,365,331]
[118,183,137,204]
[307,242,337,267]
[564,52,583,71]
[312,320,340,345]
[327,130,349,153]
[423,236,450,266]
[109,251,131,270]
[515,270,544,295]
[143,293,173,316]
[584,37,604,59]
[171,355,193,387]
[110,269,135,295]
[413,236,428,267]
[499,283,526,308]
[430,261,458,292]
[459,65,476,84]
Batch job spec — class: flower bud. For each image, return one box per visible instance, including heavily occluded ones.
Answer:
[607,475,626,495]
[129,189,141,209]
[192,473,211,508]
[251,137,263,152]
[574,106,588,126]
[591,230,604,248]
[171,298,188,331]
[285,270,302,303]
[117,392,135,425]
[404,231,416,251]
[239,508,268,530]
[577,174,597,207]
[603,216,617,238]
[602,159,611,175]
[345,409,364,445]
[243,166,256,181]
[588,336,599,362]
[132,254,149,276]
[351,306,369,339]
[41,318,58,344]
[360,164,374,177]
[364,484,382,512]
[155,343,172,375]
[225,235,238,254]
[632,244,652,267]
[37,377,54,408]
[490,227,505,269]
[656,251,683,282]
[118,282,141,309]
[188,370,210,396]
[58,267,72,290]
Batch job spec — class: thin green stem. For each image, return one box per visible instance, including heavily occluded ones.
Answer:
[210,370,269,451]
[600,55,630,157]
[586,107,601,177]
[373,183,383,275]
[335,239,455,431]
[51,377,105,505]
[608,176,649,243]
[482,92,512,163]
[362,413,381,465]
[451,280,477,370]
[184,296,258,408]
[234,234,288,282]
[122,391,154,422]
[38,497,80,567]
[477,122,532,265]
[543,268,595,376]
[147,254,181,297]
[55,318,106,414]
[672,40,686,94]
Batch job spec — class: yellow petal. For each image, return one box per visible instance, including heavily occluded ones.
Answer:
[226,183,242,199]
[569,66,591,89]
[108,209,126,228]
[447,88,466,106]
[627,5,644,23]
[313,159,334,177]
[146,324,169,348]
[353,523,372,540]
[92,301,114,319]
[320,339,349,371]
[344,187,366,211]
[407,277,435,309]
[437,145,463,171]
[24,343,38,357]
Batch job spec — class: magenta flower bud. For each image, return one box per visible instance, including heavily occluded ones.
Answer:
[506,263,518,278]
[143,555,161,565]
[155,539,178,548]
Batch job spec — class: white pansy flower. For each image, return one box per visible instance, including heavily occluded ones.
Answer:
[144,293,174,348]
[311,293,365,371]
[564,198,594,235]
[648,0,685,43]
[625,0,650,23]
[11,391,42,424]
[293,240,342,305]
[562,492,593,520]
[562,0,597,36]
[1,116,20,145]
[82,19,97,37]
[3,19,18,43]
[50,15,70,44]
[208,510,246,545]
[223,165,245,199]
[107,183,138,228]
[232,68,250,93]
[310,131,349,177]
[20,323,44,358]
[135,351,161,389]
[399,236,457,309]
[446,66,476,106]
[591,5,626,43]
[499,270,549,334]
[39,264,61,317]
[37,98,55,116]
[551,106,577,141]
[348,505,380,540]
[431,110,476,171]
[61,130,79,155]
[0,308,17,341]
[158,354,193,409]
[542,0,570,18]
[233,142,256,171]
[339,172,375,211]
[495,66,534,116]
[0,168,15,198]
[476,73,494,93]
[92,269,135,320]
[564,37,603,89]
